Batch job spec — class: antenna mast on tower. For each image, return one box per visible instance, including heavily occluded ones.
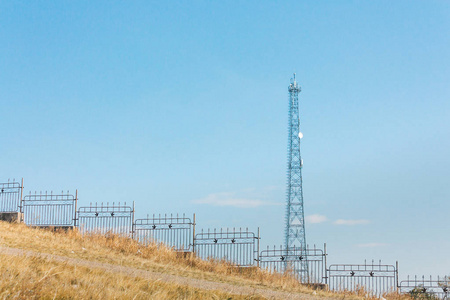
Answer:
[285,73,308,279]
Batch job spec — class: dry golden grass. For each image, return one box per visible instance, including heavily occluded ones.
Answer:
[0,221,369,299]
[0,253,260,299]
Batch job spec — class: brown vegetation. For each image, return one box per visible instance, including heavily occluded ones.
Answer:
[0,221,402,299]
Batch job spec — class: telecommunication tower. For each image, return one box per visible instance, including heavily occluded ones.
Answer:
[285,73,308,278]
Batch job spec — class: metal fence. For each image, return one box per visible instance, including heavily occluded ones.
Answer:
[6,176,450,297]
[194,227,259,267]
[0,179,23,213]
[77,202,134,236]
[22,191,77,227]
[259,244,327,283]
[399,276,449,300]
[134,213,195,252]
[328,260,398,297]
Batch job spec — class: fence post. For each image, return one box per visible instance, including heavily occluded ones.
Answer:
[20,178,24,220]
[132,201,135,239]
[396,261,399,291]
[257,227,260,267]
[74,189,78,227]
[324,243,328,285]
[192,213,196,254]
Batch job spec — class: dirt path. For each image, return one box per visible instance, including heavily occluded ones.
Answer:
[0,246,321,300]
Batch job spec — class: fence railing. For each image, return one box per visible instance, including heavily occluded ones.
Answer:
[2,176,448,297]
[399,276,449,300]
[259,244,327,283]
[77,202,134,236]
[22,190,77,227]
[133,213,195,252]
[194,227,260,267]
[0,179,23,213]
[327,260,398,297]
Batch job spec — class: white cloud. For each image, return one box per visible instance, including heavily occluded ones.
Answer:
[306,214,328,224]
[357,243,387,248]
[192,192,280,208]
[334,219,370,225]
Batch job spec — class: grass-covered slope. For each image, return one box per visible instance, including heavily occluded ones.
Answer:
[0,221,357,299]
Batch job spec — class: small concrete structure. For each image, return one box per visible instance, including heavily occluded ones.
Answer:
[0,212,23,223]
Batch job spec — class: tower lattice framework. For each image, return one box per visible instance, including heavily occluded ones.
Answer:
[285,73,308,278]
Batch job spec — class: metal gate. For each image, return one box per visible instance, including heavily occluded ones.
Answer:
[194,227,259,267]
[133,213,195,252]
[328,260,398,297]
[399,276,449,300]
[77,202,134,236]
[22,191,77,227]
[0,179,23,212]
[259,244,327,283]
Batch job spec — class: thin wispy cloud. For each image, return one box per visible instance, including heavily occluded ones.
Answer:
[357,243,387,248]
[334,219,370,225]
[192,192,280,208]
[306,214,328,224]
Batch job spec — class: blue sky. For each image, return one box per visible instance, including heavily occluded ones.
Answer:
[1,1,449,278]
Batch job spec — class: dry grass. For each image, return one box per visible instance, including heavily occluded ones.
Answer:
[0,253,260,299]
[0,221,364,299]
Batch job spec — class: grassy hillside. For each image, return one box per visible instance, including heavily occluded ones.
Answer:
[0,221,364,299]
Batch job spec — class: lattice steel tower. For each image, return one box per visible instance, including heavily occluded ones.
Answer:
[285,73,308,277]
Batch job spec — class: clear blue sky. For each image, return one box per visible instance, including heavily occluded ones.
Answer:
[1,1,449,278]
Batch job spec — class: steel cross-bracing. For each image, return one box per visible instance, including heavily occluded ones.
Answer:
[285,73,308,278]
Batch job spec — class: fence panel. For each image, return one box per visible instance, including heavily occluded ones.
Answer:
[0,179,22,213]
[134,213,194,251]
[399,276,449,300]
[259,244,326,283]
[22,191,76,227]
[77,202,134,237]
[328,260,398,297]
[194,227,259,267]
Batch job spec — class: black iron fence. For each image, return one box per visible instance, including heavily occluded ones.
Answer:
[0,179,23,213]
[327,260,398,297]
[194,227,260,267]
[77,202,134,236]
[22,191,77,227]
[133,213,195,252]
[259,244,327,284]
[399,276,449,300]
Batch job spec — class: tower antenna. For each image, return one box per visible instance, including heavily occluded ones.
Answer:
[285,73,308,280]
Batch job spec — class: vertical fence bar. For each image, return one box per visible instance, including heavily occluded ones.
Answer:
[20,178,24,215]
[257,227,260,267]
[74,190,78,227]
[396,261,399,291]
[132,201,135,239]
[192,213,196,253]
[324,243,328,285]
